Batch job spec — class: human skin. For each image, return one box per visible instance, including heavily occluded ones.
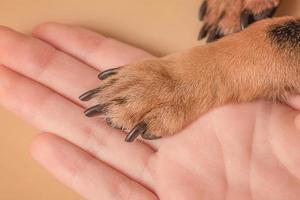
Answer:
[0,23,300,199]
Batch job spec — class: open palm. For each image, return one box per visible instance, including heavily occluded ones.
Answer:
[0,23,300,200]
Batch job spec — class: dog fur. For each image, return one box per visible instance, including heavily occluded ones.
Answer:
[80,1,299,142]
[199,0,280,42]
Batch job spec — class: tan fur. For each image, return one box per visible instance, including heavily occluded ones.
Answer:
[201,0,280,37]
[204,0,243,35]
[92,17,300,138]
[244,0,280,14]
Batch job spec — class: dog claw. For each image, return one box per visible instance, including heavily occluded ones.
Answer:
[241,7,277,30]
[79,88,100,101]
[240,10,255,30]
[198,23,210,40]
[84,104,108,117]
[125,122,147,142]
[98,68,119,80]
[254,7,277,20]
[199,1,207,21]
[207,27,222,43]
[141,132,161,140]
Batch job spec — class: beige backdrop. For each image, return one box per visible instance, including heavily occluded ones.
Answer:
[0,0,299,199]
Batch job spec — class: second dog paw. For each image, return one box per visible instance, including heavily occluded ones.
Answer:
[198,0,280,42]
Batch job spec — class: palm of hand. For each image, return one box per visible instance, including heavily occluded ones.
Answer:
[156,101,300,199]
[0,23,299,200]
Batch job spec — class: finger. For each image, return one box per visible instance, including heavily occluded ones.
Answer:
[0,26,154,109]
[0,66,156,189]
[32,22,155,70]
[0,26,99,106]
[0,26,162,148]
[31,133,157,200]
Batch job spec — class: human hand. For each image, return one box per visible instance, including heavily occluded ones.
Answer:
[0,23,299,199]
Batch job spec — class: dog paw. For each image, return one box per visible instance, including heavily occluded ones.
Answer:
[241,0,280,29]
[80,17,299,142]
[198,0,243,42]
[198,0,280,42]
[79,60,202,142]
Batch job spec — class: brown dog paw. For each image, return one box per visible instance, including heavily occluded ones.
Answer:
[198,0,280,42]
[81,17,300,142]
[79,60,204,142]
[241,0,280,29]
[198,0,243,42]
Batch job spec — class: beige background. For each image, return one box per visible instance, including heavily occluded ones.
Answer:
[0,0,299,199]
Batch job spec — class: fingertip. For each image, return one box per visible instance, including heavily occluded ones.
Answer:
[31,21,154,70]
[30,132,88,181]
[32,21,105,41]
[32,22,64,36]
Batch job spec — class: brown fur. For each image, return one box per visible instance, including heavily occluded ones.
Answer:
[244,0,280,14]
[203,0,243,35]
[84,16,300,139]
[199,0,280,39]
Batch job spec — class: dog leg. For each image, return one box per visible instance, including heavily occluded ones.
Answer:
[80,17,300,142]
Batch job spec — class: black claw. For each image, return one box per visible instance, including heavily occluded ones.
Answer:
[125,122,147,142]
[141,132,162,140]
[240,10,255,30]
[254,7,278,21]
[207,27,223,43]
[199,1,207,21]
[198,23,210,40]
[98,68,119,80]
[240,7,278,30]
[79,88,101,101]
[84,104,108,117]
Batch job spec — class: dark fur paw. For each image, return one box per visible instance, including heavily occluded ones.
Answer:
[241,0,279,29]
[198,0,280,42]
